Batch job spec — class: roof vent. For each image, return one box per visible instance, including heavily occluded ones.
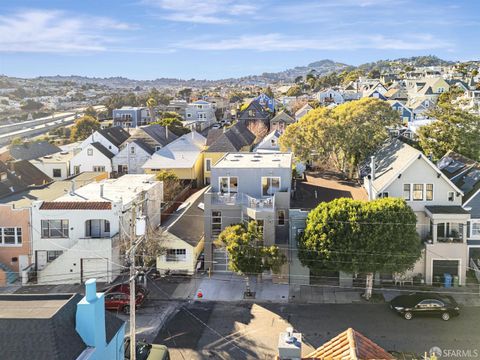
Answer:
[234,154,243,158]
[253,155,262,158]
[272,159,281,162]
[60,151,69,155]
[251,159,260,162]
[230,159,240,162]
[43,155,52,159]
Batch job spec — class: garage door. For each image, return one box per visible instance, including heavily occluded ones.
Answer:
[432,260,459,277]
[212,248,231,273]
[81,258,109,283]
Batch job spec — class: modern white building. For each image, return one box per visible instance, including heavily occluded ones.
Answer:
[184,100,217,131]
[31,174,163,284]
[30,150,74,180]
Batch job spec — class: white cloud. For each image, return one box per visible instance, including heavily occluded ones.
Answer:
[176,33,452,51]
[144,0,257,24]
[0,9,134,53]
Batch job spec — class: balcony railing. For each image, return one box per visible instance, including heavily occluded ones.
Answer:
[210,192,274,210]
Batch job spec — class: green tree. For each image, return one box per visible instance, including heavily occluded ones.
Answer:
[178,88,192,101]
[155,170,183,201]
[84,106,98,119]
[70,115,101,141]
[280,98,400,177]
[10,137,23,146]
[154,117,190,136]
[146,97,158,123]
[216,221,286,296]
[264,86,274,99]
[20,99,43,111]
[286,85,302,97]
[299,198,421,300]
[418,101,480,161]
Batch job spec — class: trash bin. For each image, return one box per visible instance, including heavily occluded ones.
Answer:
[453,275,459,287]
[444,273,452,288]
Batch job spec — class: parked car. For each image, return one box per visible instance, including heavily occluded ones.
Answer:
[212,123,221,129]
[103,282,149,296]
[390,292,460,321]
[124,338,170,360]
[104,284,147,314]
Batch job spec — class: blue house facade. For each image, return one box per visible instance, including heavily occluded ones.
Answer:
[389,100,413,123]
[76,279,126,360]
[254,93,275,112]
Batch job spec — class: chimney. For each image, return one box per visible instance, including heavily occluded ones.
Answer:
[100,184,104,198]
[370,156,376,180]
[76,279,107,350]
[165,125,169,140]
[70,180,76,195]
[278,327,302,360]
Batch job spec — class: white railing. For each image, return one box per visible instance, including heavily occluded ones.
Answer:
[210,192,274,210]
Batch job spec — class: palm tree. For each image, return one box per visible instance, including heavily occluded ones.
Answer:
[146,97,158,123]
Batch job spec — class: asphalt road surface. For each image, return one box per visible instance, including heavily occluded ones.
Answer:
[155,301,480,359]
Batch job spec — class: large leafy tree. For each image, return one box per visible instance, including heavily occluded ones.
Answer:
[153,117,190,136]
[70,115,101,141]
[280,98,399,177]
[146,97,158,123]
[216,221,286,296]
[418,90,480,161]
[155,170,183,201]
[299,198,421,299]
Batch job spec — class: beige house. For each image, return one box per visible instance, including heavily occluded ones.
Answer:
[364,139,469,285]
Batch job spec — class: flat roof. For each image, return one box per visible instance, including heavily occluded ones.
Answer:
[0,172,104,208]
[214,152,292,169]
[55,174,158,206]
[30,150,74,163]
[0,294,74,319]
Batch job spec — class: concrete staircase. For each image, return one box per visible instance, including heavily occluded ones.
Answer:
[0,262,18,284]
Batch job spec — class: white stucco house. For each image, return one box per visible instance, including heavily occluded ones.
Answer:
[31,174,163,285]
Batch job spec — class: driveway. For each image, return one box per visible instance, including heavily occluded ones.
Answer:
[155,302,480,359]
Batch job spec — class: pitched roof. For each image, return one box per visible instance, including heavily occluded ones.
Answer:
[40,201,112,210]
[142,132,206,169]
[0,293,87,360]
[305,328,394,360]
[295,103,313,117]
[207,123,256,153]
[206,128,224,146]
[91,142,115,159]
[254,130,281,152]
[140,124,178,147]
[132,139,155,155]
[238,100,271,120]
[0,160,28,198]
[425,205,470,215]
[270,111,294,124]
[97,126,130,147]
[165,188,205,247]
[9,141,61,161]
[438,151,480,202]
[13,160,53,186]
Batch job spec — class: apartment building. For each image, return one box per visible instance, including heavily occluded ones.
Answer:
[203,152,292,273]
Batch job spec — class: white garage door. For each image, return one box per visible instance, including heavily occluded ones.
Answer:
[81,258,109,283]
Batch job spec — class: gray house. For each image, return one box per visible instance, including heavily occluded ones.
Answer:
[203,153,292,274]
[438,151,480,264]
[112,106,150,128]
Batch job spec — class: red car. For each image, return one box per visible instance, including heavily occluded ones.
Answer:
[104,284,147,314]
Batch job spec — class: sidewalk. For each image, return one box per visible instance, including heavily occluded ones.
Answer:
[193,273,289,302]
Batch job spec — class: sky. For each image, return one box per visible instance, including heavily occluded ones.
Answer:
[0,0,479,80]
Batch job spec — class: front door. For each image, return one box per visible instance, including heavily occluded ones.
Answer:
[36,251,47,270]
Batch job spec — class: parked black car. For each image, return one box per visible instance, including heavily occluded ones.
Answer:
[390,292,460,321]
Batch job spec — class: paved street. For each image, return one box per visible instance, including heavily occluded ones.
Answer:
[155,301,480,360]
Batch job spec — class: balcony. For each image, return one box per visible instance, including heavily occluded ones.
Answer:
[210,192,274,211]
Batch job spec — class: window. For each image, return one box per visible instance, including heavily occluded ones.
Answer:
[448,191,455,202]
[155,146,162,151]
[413,184,424,201]
[104,220,110,233]
[379,192,389,198]
[219,176,238,194]
[93,166,106,172]
[87,148,93,156]
[205,158,212,172]
[403,184,411,201]
[187,113,192,118]
[277,210,286,226]
[130,146,135,154]
[41,220,69,238]
[426,184,433,201]
[166,249,186,262]
[74,166,81,174]
[53,168,62,178]
[47,250,63,262]
[0,227,22,245]
[471,222,480,238]
[212,211,222,237]
[262,177,280,196]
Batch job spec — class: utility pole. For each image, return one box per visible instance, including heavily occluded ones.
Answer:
[129,202,136,360]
